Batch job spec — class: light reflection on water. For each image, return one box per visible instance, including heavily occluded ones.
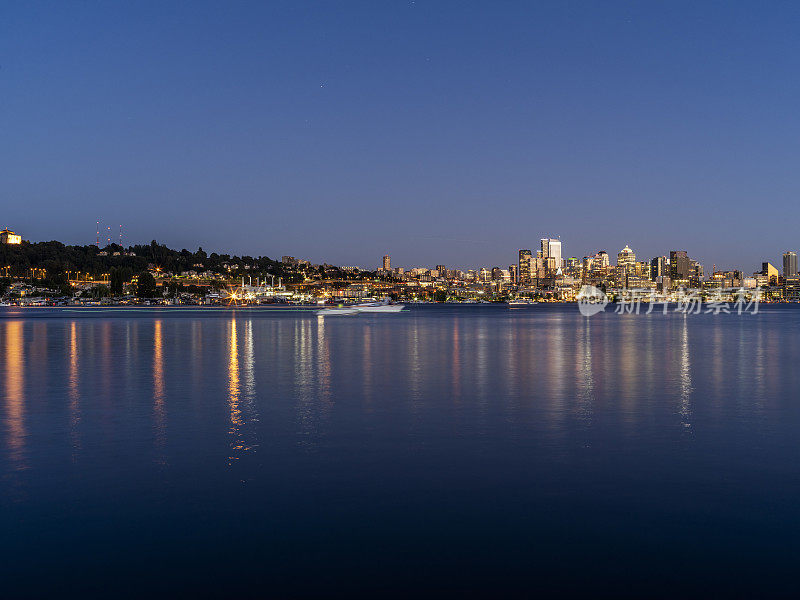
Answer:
[2,306,800,595]
[3,321,25,472]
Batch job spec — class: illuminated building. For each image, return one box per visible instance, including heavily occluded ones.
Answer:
[1,229,22,245]
[617,245,636,270]
[762,262,779,286]
[518,249,532,283]
[783,251,797,278]
[540,238,562,270]
[382,255,391,271]
[651,256,667,280]
[784,277,800,301]
[670,250,690,282]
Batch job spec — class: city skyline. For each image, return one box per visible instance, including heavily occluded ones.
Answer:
[5,224,800,283]
[3,2,800,268]
[4,223,800,276]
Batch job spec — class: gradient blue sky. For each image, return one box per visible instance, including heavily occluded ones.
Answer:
[2,1,799,270]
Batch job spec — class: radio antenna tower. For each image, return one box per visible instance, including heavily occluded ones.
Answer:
[96,220,100,247]
[119,224,123,248]
[106,226,112,246]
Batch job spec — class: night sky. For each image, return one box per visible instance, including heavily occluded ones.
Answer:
[2,1,799,271]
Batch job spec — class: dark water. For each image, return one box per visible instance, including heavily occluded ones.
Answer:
[2,304,800,597]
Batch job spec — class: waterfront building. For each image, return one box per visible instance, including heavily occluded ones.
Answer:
[784,277,800,302]
[0,229,22,245]
[783,251,798,278]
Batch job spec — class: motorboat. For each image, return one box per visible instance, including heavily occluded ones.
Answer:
[316,306,359,315]
[507,299,537,308]
[351,297,405,313]
[316,297,405,316]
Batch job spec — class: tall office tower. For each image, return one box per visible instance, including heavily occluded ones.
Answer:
[509,264,518,283]
[650,256,667,280]
[382,255,391,271]
[540,238,562,270]
[518,249,533,283]
[617,245,636,272]
[636,261,651,279]
[783,251,798,278]
[596,251,609,269]
[669,250,690,281]
[436,265,447,278]
[763,262,779,285]
[534,256,546,279]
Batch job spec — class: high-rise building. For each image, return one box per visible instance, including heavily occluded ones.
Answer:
[382,255,391,271]
[617,245,636,272]
[762,262,779,286]
[650,256,667,280]
[509,264,518,283]
[518,249,533,283]
[783,251,798,278]
[541,238,562,269]
[670,251,690,281]
[436,265,447,278]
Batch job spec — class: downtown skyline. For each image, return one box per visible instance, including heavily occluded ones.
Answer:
[2,224,798,281]
[4,2,800,268]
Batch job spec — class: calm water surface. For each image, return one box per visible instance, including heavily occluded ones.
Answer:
[2,305,800,597]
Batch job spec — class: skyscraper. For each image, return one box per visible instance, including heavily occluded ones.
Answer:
[762,262,779,285]
[783,251,798,278]
[650,256,667,280]
[518,249,532,283]
[540,238,562,271]
[617,245,636,272]
[382,255,391,271]
[669,250,690,281]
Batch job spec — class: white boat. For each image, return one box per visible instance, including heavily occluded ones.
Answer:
[351,297,405,313]
[316,297,405,316]
[316,306,359,315]
[507,299,537,308]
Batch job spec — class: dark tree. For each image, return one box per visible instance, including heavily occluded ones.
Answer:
[137,272,157,298]
[110,268,125,295]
